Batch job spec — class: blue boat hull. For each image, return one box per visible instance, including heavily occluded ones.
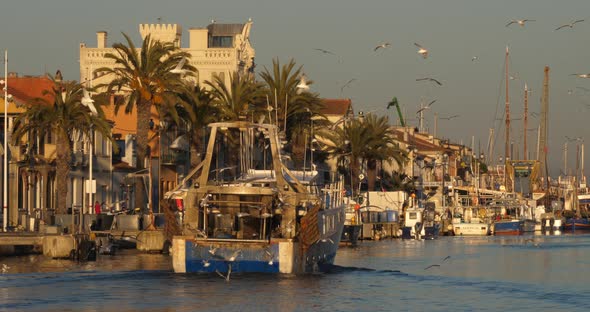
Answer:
[494,219,535,235]
[173,219,344,274]
[564,218,590,232]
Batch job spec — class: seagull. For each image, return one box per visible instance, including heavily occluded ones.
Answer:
[1,264,9,273]
[374,42,391,51]
[208,246,218,255]
[318,238,335,244]
[228,250,241,262]
[314,48,336,55]
[170,58,188,75]
[440,115,459,120]
[202,259,211,268]
[216,266,232,282]
[265,250,275,266]
[506,19,535,27]
[571,73,590,78]
[424,264,440,270]
[81,88,98,115]
[340,78,356,93]
[556,19,584,30]
[471,56,478,62]
[442,256,451,262]
[414,43,428,58]
[416,100,436,114]
[416,77,442,86]
[296,74,310,93]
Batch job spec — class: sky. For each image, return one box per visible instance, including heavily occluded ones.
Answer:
[1,0,590,177]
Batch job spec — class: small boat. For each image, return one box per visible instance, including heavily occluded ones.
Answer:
[340,204,361,246]
[452,206,491,236]
[167,121,345,274]
[491,199,536,235]
[402,208,425,239]
[564,217,590,232]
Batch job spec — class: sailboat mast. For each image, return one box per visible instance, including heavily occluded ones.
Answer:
[505,46,510,163]
[524,83,528,160]
[539,66,550,190]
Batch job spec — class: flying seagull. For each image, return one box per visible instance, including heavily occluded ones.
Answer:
[414,43,428,58]
[340,78,356,93]
[440,115,459,120]
[314,48,336,55]
[424,264,440,270]
[555,19,584,30]
[81,88,98,115]
[296,74,310,93]
[506,19,535,27]
[374,42,391,51]
[416,77,442,86]
[170,58,188,75]
[571,73,590,78]
[416,100,436,114]
[471,56,478,62]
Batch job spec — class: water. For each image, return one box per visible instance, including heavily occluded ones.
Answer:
[1,234,590,311]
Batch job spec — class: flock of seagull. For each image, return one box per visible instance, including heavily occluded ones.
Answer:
[309,17,589,118]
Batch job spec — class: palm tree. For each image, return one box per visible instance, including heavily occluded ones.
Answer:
[175,84,218,167]
[259,58,325,165]
[12,76,114,219]
[361,114,407,191]
[204,71,266,121]
[95,33,194,211]
[320,118,367,196]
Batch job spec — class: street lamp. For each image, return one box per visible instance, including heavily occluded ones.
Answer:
[442,153,449,209]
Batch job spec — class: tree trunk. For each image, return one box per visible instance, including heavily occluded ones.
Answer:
[135,99,151,213]
[55,132,71,216]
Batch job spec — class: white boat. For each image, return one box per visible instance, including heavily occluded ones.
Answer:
[452,206,491,236]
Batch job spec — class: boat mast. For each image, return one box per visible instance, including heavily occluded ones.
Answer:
[523,83,528,161]
[539,66,550,192]
[505,46,510,164]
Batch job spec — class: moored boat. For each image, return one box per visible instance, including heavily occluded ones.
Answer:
[167,121,345,274]
[564,217,590,232]
[452,206,491,236]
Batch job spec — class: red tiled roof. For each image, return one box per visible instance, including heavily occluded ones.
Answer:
[1,75,55,104]
[320,98,352,116]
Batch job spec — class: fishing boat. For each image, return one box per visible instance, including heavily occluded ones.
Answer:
[167,121,345,274]
[452,206,491,236]
[564,218,590,232]
[340,203,362,246]
[491,199,536,235]
[401,207,425,239]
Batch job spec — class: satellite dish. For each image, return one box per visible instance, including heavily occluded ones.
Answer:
[358,174,365,180]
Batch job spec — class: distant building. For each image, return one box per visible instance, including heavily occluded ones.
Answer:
[79,20,255,213]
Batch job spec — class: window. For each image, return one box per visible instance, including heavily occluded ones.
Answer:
[209,36,233,48]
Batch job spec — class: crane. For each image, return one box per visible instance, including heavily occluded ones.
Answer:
[387,97,405,127]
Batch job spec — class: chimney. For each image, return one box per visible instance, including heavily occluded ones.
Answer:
[97,31,107,48]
